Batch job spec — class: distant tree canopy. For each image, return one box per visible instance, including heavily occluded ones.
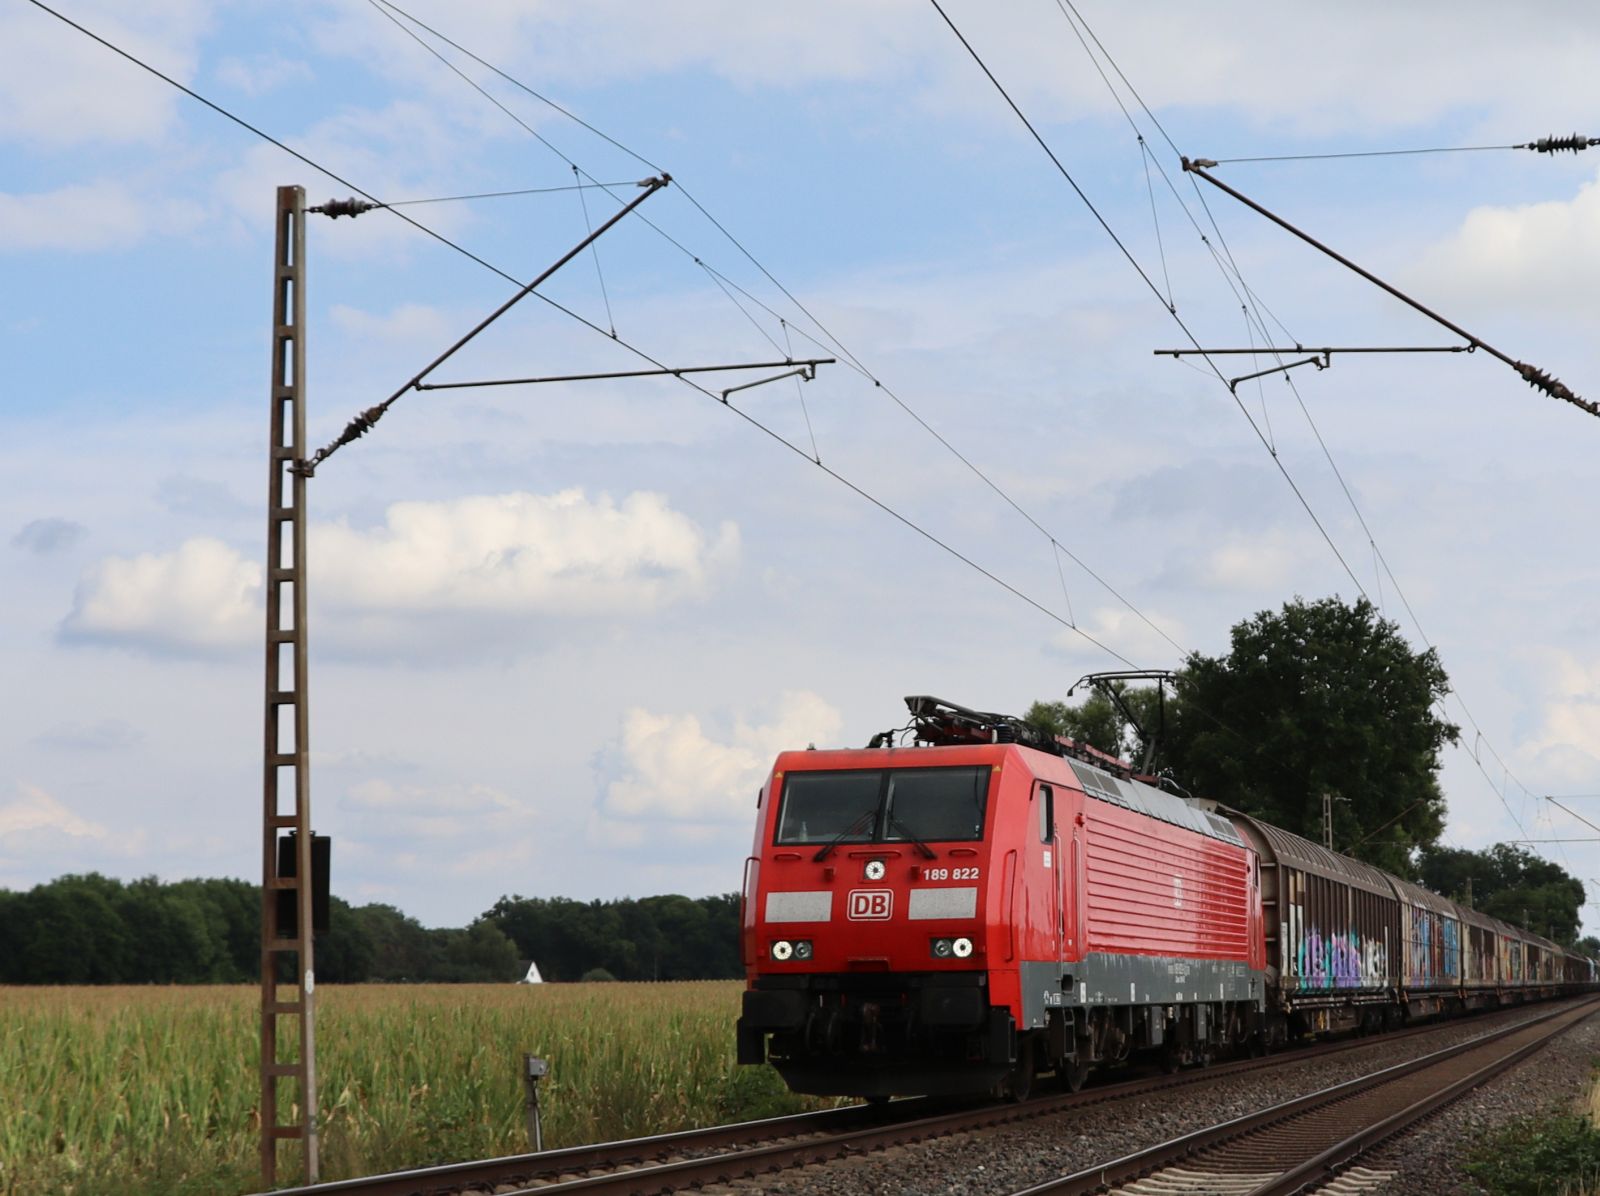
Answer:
[1027,683,1163,767]
[1030,595,1458,878]
[483,893,742,982]
[1418,844,1586,947]
[0,874,740,985]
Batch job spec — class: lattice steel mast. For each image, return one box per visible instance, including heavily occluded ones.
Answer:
[255,174,830,1186]
[260,184,318,1185]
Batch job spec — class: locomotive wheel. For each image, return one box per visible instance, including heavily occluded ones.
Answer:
[1005,1035,1035,1102]
[1058,1056,1090,1093]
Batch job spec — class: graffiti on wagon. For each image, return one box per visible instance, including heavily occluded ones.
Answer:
[1285,904,1389,989]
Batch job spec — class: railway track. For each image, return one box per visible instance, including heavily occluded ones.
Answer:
[1021,994,1600,1196]
[264,999,1593,1196]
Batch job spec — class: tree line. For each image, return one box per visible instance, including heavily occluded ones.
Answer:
[0,873,740,985]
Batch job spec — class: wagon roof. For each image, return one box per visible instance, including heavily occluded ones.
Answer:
[1457,904,1502,932]
[1220,809,1396,896]
[1386,874,1462,919]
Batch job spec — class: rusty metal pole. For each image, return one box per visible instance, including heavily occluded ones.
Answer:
[261,183,318,1186]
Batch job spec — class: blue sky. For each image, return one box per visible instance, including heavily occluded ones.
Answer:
[5,0,1600,928]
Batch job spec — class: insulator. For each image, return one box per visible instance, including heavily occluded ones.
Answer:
[312,197,380,218]
[334,405,385,447]
[1517,362,1600,415]
[1525,133,1598,154]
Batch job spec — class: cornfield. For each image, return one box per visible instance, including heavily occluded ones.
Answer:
[1,981,813,1195]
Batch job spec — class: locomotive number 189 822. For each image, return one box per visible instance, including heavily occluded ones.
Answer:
[922,867,980,881]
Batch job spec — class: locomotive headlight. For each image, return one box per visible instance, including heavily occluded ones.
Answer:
[864,860,886,881]
[793,940,814,961]
[771,940,794,961]
[952,937,974,959]
[931,938,954,959]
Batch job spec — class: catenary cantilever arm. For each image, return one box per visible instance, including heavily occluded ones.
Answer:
[301,174,670,473]
[1182,159,1595,419]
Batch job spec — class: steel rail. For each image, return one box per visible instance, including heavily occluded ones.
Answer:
[254,1100,924,1196]
[259,1001,1578,1196]
[1248,999,1599,1196]
[1012,995,1599,1196]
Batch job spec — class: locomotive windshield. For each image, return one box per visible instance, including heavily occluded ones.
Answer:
[774,766,990,845]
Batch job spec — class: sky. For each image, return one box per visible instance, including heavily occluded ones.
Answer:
[4,0,1600,930]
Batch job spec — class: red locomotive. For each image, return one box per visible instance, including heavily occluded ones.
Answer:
[735,696,1594,1099]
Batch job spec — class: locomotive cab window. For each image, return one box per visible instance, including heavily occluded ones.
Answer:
[1037,784,1054,842]
[773,770,881,845]
[774,766,990,845]
[884,767,989,844]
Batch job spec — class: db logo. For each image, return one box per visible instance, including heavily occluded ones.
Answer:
[847,890,893,920]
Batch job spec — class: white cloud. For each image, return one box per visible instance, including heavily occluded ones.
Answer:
[58,490,737,656]
[0,783,108,843]
[210,102,481,257]
[1050,605,1188,672]
[340,779,523,844]
[0,182,203,253]
[0,1,210,146]
[32,719,143,753]
[346,777,516,815]
[1410,169,1600,318]
[1522,652,1600,779]
[314,489,738,617]
[602,691,843,823]
[312,1,929,98]
[314,1,1600,137]
[1194,533,1311,592]
[330,302,456,346]
[60,536,261,655]
[213,52,313,97]
[1139,528,1336,606]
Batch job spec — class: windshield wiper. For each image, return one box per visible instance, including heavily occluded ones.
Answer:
[812,809,877,862]
[887,813,938,859]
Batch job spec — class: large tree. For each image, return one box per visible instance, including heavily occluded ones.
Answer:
[1031,596,1458,877]
[1028,682,1167,767]
[1167,596,1457,874]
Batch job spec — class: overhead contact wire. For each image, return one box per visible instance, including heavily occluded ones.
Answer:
[1036,0,1557,814]
[1047,0,1563,846]
[574,166,618,337]
[383,182,634,206]
[373,0,1197,665]
[1213,144,1519,165]
[928,0,1369,601]
[24,0,1166,679]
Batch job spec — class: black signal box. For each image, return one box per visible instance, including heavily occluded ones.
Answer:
[275,832,331,936]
